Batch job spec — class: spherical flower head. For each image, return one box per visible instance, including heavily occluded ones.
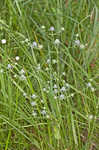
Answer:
[87,82,92,87]
[49,26,55,31]
[23,92,27,97]
[60,86,66,92]
[41,25,45,29]
[31,94,37,99]
[60,94,65,100]
[32,111,37,116]
[52,59,57,64]
[1,39,6,44]
[7,64,12,69]
[37,64,41,70]
[0,69,3,73]
[61,27,65,31]
[74,40,80,46]
[41,110,46,115]
[15,56,20,61]
[54,39,60,45]
[80,44,85,49]
[31,101,37,106]
[20,74,26,80]
[38,44,43,50]
[19,69,25,74]
[32,41,37,48]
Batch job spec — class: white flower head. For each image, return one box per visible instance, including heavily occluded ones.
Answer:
[91,87,95,92]
[31,94,37,99]
[54,89,58,94]
[15,56,20,61]
[60,86,66,92]
[61,27,65,31]
[47,59,50,64]
[88,115,93,120]
[7,64,12,69]
[52,59,57,64]
[80,44,85,49]
[87,82,92,87]
[75,33,79,37]
[41,25,45,29]
[54,39,60,45]
[41,110,46,115]
[32,111,37,116]
[20,74,26,80]
[54,96,57,99]
[19,69,25,74]
[31,41,37,48]
[74,40,80,46]
[31,101,37,106]
[0,69,3,73]
[54,84,57,89]
[1,39,6,44]
[23,92,27,97]
[49,26,55,31]
[37,64,41,70]
[25,38,29,43]
[60,94,65,100]
[38,44,43,50]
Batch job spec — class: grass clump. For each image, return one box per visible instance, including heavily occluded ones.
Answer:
[0,0,99,150]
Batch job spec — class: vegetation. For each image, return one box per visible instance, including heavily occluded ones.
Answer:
[0,0,99,149]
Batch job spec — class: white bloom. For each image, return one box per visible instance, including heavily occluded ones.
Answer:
[54,89,58,94]
[25,38,29,43]
[31,94,37,99]
[7,64,12,69]
[66,83,70,88]
[37,64,41,70]
[49,26,55,31]
[41,25,45,29]
[41,99,44,103]
[32,41,37,48]
[54,84,57,89]
[46,115,50,119]
[1,39,6,44]
[20,74,26,80]
[32,111,37,116]
[60,87,66,92]
[45,67,49,71]
[62,72,65,76]
[71,93,74,97]
[41,110,46,115]
[60,94,65,100]
[80,44,85,49]
[91,87,95,92]
[38,44,43,49]
[47,59,50,64]
[74,40,80,46]
[15,56,20,61]
[19,69,25,74]
[87,82,92,87]
[54,39,60,45]
[43,88,46,92]
[52,59,57,64]
[23,92,27,97]
[54,96,57,99]
[75,33,79,37]
[31,101,37,106]
[88,115,93,120]
[0,69,3,73]
[61,27,64,31]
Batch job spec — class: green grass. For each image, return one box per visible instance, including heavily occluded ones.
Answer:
[0,0,99,150]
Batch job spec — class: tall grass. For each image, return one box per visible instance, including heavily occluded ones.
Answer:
[0,0,99,150]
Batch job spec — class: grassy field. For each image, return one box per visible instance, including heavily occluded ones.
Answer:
[0,0,99,150]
